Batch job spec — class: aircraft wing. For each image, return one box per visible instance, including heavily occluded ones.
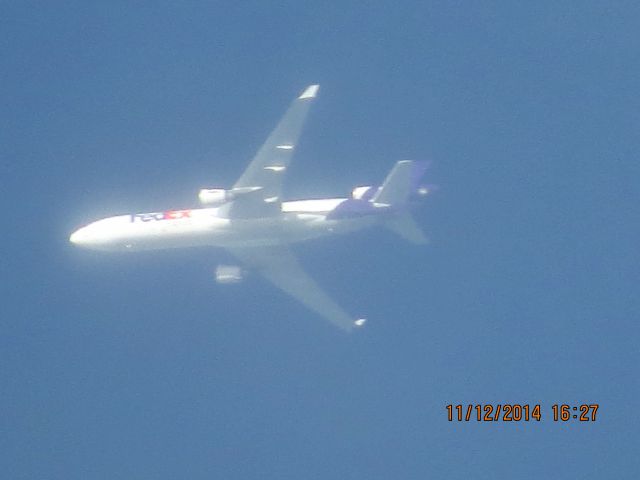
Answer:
[220,85,320,219]
[227,245,359,332]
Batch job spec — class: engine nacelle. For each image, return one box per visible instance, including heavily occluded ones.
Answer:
[198,188,229,206]
[351,185,375,200]
[199,186,263,206]
[215,265,244,284]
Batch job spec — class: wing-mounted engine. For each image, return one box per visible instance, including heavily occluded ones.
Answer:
[215,265,245,284]
[199,186,262,206]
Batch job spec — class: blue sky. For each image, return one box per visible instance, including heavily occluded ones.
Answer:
[1,2,638,478]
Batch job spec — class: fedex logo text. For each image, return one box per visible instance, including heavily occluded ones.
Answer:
[130,210,192,223]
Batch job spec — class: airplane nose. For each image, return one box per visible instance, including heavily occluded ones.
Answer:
[69,228,85,245]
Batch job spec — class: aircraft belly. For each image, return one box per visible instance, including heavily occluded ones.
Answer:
[217,215,377,246]
[217,217,321,247]
[322,216,378,235]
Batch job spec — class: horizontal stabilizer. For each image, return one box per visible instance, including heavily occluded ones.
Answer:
[385,213,428,245]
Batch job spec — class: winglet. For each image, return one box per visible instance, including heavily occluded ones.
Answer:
[299,84,319,99]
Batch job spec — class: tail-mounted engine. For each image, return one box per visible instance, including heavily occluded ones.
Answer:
[198,188,229,206]
[351,185,376,201]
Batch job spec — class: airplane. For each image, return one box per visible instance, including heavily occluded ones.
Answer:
[69,85,433,332]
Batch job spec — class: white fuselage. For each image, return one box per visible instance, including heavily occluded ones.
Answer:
[69,198,377,251]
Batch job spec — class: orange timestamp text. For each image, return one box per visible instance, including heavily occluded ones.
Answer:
[446,404,599,422]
